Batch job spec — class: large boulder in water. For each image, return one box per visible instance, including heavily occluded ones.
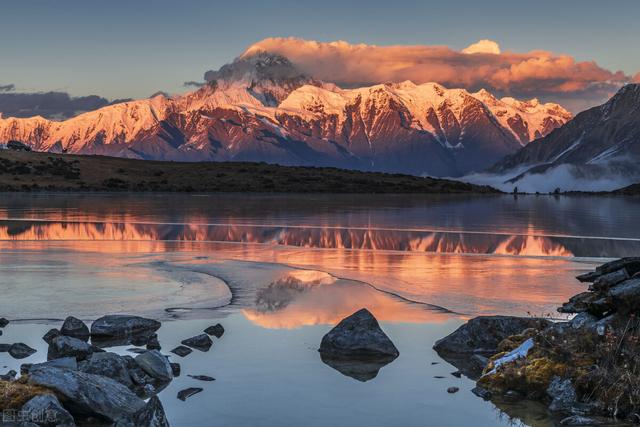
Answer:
[433,316,552,355]
[318,308,399,359]
[27,365,146,421]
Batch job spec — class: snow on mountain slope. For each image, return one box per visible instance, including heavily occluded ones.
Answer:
[469,84,640,192]
[0,51,572,177]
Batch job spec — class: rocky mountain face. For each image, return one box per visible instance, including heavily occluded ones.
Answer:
[0,52,571,177]
[490,84,640,181]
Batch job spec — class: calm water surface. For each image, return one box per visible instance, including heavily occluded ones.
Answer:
[0,193,637,426]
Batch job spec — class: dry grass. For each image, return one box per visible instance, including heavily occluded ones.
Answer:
[0,379,54,409]
[480,314,640,419]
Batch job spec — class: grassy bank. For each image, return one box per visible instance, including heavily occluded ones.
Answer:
[0,150,499,194]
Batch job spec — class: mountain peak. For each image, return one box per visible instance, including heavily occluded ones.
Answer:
[203,51,317,106]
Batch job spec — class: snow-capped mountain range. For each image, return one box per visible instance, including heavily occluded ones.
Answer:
[0,51,571,177]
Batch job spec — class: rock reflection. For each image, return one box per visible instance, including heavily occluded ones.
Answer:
[319,353,397,382]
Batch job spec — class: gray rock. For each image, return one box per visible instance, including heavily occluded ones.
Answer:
[0,317,9,327]
[181,334,213,352]
[576,271,602,283]
[60,316,90,342]
[126,347,147,354]
[590,268,629,291]
[569,312,599,330]
[188,374,215,381]
[80,352,133,387]
[9,343,37,359]
[446,387,459,394]
[42,328,61,345]
[146,334,161,350]
[318,309,399,359]
[28,366,145,421]
[170,345,192,357]
[558,292,594,314]
[204,324,224,338]
[91,315,161,341]
[177,387,203,401]
[433,316,551,355]
[28,357,78,373]
[21,394,75,427]
[135,350,173,382]
[608,279,640,309]
[596,257,640,276]
[170,362,181,377]
[114,396,169,427]
[547,376,577,412]
[47,336,93,361]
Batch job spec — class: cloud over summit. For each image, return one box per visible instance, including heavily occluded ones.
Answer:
[235,37,632,112]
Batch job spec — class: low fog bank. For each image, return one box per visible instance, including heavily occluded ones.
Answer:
[461,163,640,193]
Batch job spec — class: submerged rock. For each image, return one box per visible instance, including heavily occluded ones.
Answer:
[170,345,192,357]
[60,316,90,342]
[177,387,203,401]
[9,343,37,359]
[204,324,225,338]
[447,387,459,394]
[319,308,399,359]
[28,365,146,421]
[188,374,215,382]
[181,334,213,352]
[21,394,75,427]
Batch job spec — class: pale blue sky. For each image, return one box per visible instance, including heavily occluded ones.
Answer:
[1,0,638,100]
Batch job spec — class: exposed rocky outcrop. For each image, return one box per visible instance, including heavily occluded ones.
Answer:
[181,334,213,352]
[439,258,640,424]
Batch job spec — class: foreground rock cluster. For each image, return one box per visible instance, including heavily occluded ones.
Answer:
[0,315,225,426]
[436,257,640,425]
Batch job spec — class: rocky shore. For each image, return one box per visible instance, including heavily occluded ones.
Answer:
[436,257,640,425]
[0,315,224,426]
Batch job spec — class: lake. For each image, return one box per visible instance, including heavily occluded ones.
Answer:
[1,193,638,426]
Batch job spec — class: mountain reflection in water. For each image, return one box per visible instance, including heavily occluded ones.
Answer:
[2,219,639,258]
